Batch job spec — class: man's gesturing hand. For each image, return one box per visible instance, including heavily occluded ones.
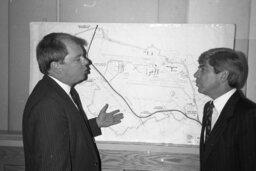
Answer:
[96,104,124,128]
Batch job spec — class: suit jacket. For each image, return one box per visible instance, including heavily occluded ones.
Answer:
[200,90,256,171]
[23,75,102,171]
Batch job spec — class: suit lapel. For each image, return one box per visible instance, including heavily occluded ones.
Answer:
[43,75,81,109]
[44,76,94,137]
[202,90,242,162]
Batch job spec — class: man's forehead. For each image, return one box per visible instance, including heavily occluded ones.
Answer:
[63,38,79,46]
[198,62,206,66]
[199,61,211,67]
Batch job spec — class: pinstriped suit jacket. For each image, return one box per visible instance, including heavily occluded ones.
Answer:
[22,75,102,171]
[200,90,256,171]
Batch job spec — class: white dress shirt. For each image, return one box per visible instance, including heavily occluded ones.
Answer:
[211,88,237,129]
[49,76,71,95]
[48,76,77,107]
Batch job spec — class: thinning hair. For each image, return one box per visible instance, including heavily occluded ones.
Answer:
[36,32,87,74]
[198,48,248,89]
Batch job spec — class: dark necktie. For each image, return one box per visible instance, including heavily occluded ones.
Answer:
[205,101,214,142]
[70,87,100,162]
[70,87,93,137]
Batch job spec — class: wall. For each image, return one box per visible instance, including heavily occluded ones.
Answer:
[7,0,57,131]
[188,0,251,53]
[247,0,256,102]
[60,0,188,22]
[0,0,8,130]
[187,0,255,97]
[1,0,255,132]
[0,0,255,170]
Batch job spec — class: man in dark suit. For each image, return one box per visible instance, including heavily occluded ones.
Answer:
[194,47,256,171]
[22,32,124,171]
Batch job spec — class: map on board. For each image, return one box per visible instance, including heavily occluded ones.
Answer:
[30,22,235,145]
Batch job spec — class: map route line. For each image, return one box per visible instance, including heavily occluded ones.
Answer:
[85,24,202,126]
[151,109,201,125]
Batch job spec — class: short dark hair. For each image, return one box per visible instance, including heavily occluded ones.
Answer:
[36,32,87,74]
[198,48,248,89]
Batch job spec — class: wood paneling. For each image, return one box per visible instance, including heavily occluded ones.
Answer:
[0,147,24,171]
[100,149,199,171]
[0,145,199,171]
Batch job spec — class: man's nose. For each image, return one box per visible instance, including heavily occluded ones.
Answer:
[194,70,199,78]
[81,57,91,65]
[87,58,92,65]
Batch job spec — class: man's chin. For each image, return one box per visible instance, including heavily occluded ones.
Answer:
[198,89,207,96]
[75,75,88,85]
[197,87,203,94]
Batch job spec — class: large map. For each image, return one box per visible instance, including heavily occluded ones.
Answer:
[30,22,235,145]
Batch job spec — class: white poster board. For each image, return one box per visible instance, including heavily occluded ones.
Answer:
[30,22,235,145]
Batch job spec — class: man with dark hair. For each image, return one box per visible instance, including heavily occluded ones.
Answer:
[194,47,256,171]
[23,32,124,171]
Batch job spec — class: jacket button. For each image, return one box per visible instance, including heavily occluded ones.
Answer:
[94,162,98,166]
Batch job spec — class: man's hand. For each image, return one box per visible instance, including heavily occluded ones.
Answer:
[96,104,124,128]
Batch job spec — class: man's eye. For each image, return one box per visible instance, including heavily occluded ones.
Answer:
[76,57,83,62]
[197,67,204,73]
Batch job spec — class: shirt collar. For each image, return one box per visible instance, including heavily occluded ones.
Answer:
[213,88,237,114]
[48,75,71,95]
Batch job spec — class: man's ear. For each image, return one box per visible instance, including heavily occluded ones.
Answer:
[50,61,62,74]
[220,70,229,82]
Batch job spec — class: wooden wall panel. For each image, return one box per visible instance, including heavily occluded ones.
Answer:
[0,147,24,171]
[0,145,199,171]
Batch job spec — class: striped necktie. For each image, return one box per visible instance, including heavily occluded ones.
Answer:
[205,101,214,142]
